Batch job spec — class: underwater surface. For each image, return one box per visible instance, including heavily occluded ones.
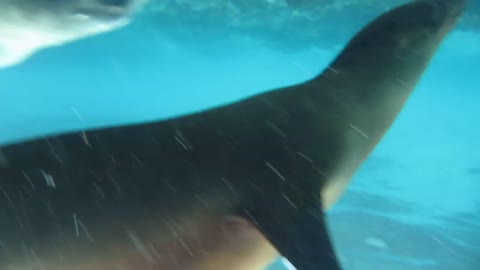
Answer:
[0,0,479,269]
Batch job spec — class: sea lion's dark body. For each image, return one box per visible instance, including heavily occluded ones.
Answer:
[0,0,464,269]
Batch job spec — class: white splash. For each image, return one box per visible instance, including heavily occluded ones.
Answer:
[0,1,147,68]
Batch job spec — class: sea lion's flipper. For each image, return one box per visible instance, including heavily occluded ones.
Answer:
[240,0,464,269]
[241,200,341,270]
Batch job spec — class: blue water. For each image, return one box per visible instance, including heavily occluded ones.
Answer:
[1,12,479,270]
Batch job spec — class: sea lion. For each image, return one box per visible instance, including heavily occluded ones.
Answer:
[0,0,464,269]
[0,0,145,68]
